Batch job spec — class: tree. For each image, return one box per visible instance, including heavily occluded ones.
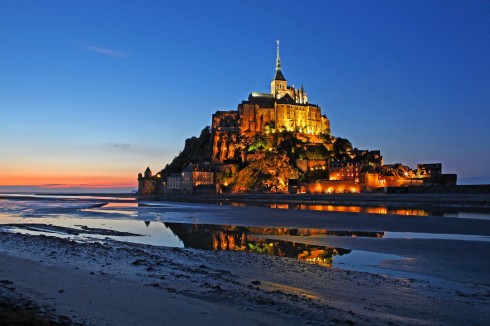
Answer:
[248,133,267,152]
[333,137,353,154]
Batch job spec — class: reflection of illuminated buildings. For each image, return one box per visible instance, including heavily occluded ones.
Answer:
[267,203,429,216]
[165,223,368,267]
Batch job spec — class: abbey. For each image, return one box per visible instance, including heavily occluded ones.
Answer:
[212,41,330,163]
[137,42,456,196]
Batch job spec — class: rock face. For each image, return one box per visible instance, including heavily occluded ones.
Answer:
[211,111,240,163]
[229,153,300,193]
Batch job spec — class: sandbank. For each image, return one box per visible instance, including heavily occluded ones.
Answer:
[0,196,489,325]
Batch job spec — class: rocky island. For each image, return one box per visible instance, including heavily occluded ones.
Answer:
[138,42,456,196]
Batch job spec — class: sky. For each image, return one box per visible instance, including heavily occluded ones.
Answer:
[1,0,489,192]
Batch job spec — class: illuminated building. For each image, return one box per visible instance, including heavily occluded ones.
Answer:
[137,167,160,195]
[212,41,330,164]
[166,173,182,191]
[137,42,457,196]
[181,163,214,193]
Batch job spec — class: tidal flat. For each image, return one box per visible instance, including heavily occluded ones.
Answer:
[0,194,489,325]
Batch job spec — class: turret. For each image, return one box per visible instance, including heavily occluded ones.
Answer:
[144,166,152,178]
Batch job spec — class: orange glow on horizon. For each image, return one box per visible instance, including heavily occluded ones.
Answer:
[0,173,136,189]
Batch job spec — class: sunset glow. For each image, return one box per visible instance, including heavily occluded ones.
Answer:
[1,1,489,192]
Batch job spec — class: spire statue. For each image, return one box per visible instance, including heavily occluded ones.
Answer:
[276,40,281,71]
[271,40,286,94]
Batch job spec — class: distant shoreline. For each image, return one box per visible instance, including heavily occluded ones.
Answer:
[2,186,490,211]
[139,190,490,212]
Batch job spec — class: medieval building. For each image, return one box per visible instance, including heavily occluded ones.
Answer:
[137,167,161,195]
[137,42,456,196]
[212,41,330,164]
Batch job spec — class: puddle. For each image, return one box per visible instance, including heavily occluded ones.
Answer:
[163,222,353,266]
[384,232,490,242]
[220,202,490,219]
[1,218,183,248]
[1,195,489,280]
[331,250,431,279]
[2,218,359,267]
[1,219,401,271]
[104,202,139,208]
[333,250,402,270]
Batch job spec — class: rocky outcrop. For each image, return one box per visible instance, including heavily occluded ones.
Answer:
[230,153,300,193]
[159,127,212,179]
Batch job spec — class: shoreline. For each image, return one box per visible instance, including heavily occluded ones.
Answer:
[1,194,489,324]
[139,192,490,212]
[1,231,489,325]
[3,191,490,211]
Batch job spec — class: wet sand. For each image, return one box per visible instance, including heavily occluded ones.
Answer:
[1,197,489,325]
[143,192,490,211]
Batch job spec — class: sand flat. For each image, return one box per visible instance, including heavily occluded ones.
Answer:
[1,196,489,325]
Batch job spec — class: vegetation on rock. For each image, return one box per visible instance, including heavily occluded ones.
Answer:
[158,124,382,193]
[159,126,212,178]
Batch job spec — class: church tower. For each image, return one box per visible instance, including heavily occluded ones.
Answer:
[271,40,287,97]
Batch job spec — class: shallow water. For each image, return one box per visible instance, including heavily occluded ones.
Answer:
[223,201,490,219]
[1,194,489,279]
[0,217,184,248]
[384,231,490,242]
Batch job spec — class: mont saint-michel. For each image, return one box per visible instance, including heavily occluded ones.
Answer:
[3,2,490,325]
[138,42,456,196]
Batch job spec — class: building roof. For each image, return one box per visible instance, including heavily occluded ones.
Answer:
[182,163,213,173]
[274,70,286,81]
[168,173,181,178]
[243,92,319,108]
[182,164,194,173]
[245,94,275,108]
[276,93,296,104]
[145,167,151,173]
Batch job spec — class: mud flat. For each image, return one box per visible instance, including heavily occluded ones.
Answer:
[1,230,489,326]
[0,196,489,325]
[142,192,490,212]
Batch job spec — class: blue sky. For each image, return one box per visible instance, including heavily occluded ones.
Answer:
[1,0,489,191]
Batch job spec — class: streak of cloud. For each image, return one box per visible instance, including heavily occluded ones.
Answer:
[112,143,131,149]
[81,45,129,58]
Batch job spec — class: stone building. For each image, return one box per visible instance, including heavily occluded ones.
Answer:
[137,167,160,195]
[181,163,214,193]
[212,41,331,164]
[329,161,364,182]
[166,173,182,192]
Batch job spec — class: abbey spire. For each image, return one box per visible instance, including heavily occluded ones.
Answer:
[271,40,287,95]
[275,40,281,71]
[273,40,286,82]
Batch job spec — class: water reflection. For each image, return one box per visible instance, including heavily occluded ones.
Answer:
[227,202,444,216]
[163,223,384,266]
[1,218,184,248]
